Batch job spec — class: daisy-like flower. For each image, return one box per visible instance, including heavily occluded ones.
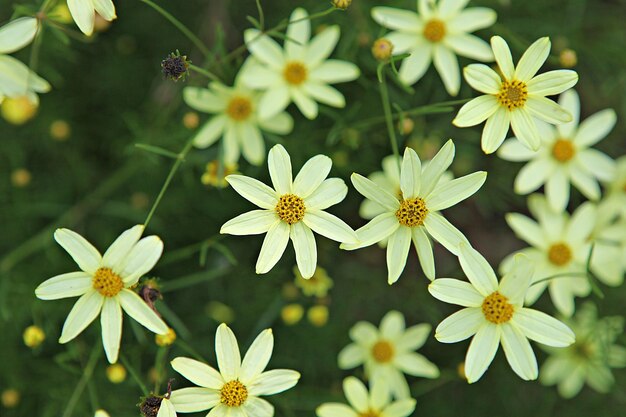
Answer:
[372,0,496,95]
[502,195,597,316]
[540,303,626,398]
[429,244,575,383]
[67,0,116,36]
[453,36,578,154]
[240,8,360,120]
[498,90,617,212]
[342,141,486,283]
[337,310,439,399]
[183,63,294,166]
[0,18,50,104]
[35,225,168,363]
[316,377,416,417]
[221,144,357,278]
[170,324,300,417]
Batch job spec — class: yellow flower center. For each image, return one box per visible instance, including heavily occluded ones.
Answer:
[423,19,446,42]
[497,80,528,110]
[395,197,428,227]
[275,194,306,224]
[481,292,514,324]
[371,340,394,363]
[359,410,381,417]
[220,380,248,407]
[226,96,252,121]
[548,243,572,266]
[551,139,575,162]
[92,267,124,297]
[283,61,308,85]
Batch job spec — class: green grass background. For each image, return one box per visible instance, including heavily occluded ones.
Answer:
[1,0,625,416]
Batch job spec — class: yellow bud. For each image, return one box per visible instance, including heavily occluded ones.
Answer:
[1,96,38,125]
[23,325,45,348]
[50,120,71,141]
[281,304,304,326]
[183,111,200,129]
[307,305,329,327]
[49,4,73,24]
[372,38,394,61]
[398,118,414,135]
[106,364,127,384]
[457,362,466,380]
[559,48,577,68]
[1,389,20,408]
[155,327,177,346]
[332,0,352,10]
[94,14,112,33]
[11,169,32,188]
[201,161,238,188]
[206,301,235,324]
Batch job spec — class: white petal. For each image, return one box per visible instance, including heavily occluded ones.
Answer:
[481,106,511,154]
[458,243,498,296]
[118,289,167,334]
[526,96,573,125]
[291,88,319,119]
[497,138,536,162]
[412,227,435,280]
[350,321,378,344]
[512,308,575,347]
[303,210,357,244]
[0,55,50,95]
[183,87,225,113]
[570,167,600,201]
[293,155,332,198]
[226,175,279,210]
[398,44,432,86]
[241,65,281,89]
[92,0,116,21]
[156,399,177,417]
[565,201,596,244]
[380,310,405,339]
[574,109,617,147]
[258,86,291,120]
[463,64,501,94]
[102,225,143,269]
[244,29,284,69]
[422,211,468,255]
[452,95,499,127]
[491,36,514,80]
[505,213,545,248]
[500,323,538,380]
[342,213,399,250]
[258,111,293,135]
[291,222,317,279]
[59,290,103,343]
[101,297,122,363]
[371,7,422,31]
[54,228,102,275]
[240,123,265,166]
[385,31,419,54]
[498,254,534,305]
[381,399,416,417]
[193,116,226,149]
[351,173,399,212]
[309,60,360,83]
[545,169,570,212]
[438,0,470,17]
[445,33,494,61]
[428,278,483,307]
[119,236,163,286]
[215,323,242,380]
[256,221,290,274]
[386,227,412,284]
[243,397,274,417]
[514,158,554,195]
[426,171,486,211]
[268,144,293,194]
[394,352,440,378]
[448,8,497,33]
[170,387,219,413]
[316,404,358,417]
[433,44,460,96]
[304,178,348,210]
[396,323,431,351]
[67,0,95,35]
[337,344,365,369]
[35,272,92,300]
[343,377,368,412]
[465,323,501,383]
[306,26,340,66]
[0,17,38,54]
[556,89,580,138]
[171,357,224,389]
[510,109,541,152]
[578,149,617,182]
[435,307,483,343]
[302,83,346,108]
[285,8,310,59]
[240,328,274,384]
[526,70,579,96]
[248,369,300,395]
[221,210,278,235]
[222,123,240,165]
[400,147,422,199]
[420,139,455,197]
[514,37,550,82]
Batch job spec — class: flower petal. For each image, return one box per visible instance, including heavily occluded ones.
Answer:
[380,310,405,339]
[243,397,274,417]
[371,7,422,31]
[221,210,278,236]
[578,149,617,182]
[170,387,220,413]
[92,0,116,21]
[240,328,274,384]
[426,171,486,211]
[316,404,358,417]
[337,343,365,369]
[463,64,501,94]
[526,70,579,96]
[67,0,95,35]
[306,26,340,67]
[510,109,541,151]
[341,213,399,250]
[118,289,167,334]
[498,254,534,305]
[435,307,483,343]
[395,323,431,351]
[412,227,435,280]
[386,227,412,284]
[244,29,284,69]
[497,138,536,162]
[381,399,416,417]
[465,323,501,383]
[303,210,357,244]
[54,228,102,275]
[343,377,368,412]
[513,158,555,195]
[226,175,279,210]
[302,83,346,108]
[433,44,461,96]
[102,225,143,269]
[215,323,242,380]
[514,37,551,82]
[171,357,223,389]
[445,33,493,61]
[256,221,290,274]
[399,43,432,86]
[545,169,570,212]
[240,123,265,166]
[0,17,38,54]
[193,116,227,149]
[452,95,499,127]
[574,109,617,147]
[101,297,122,363]
[420,139,455,197]
[291,88,319,119]
[526,96,573,125]
[285,8,310,59]
[448,8,497,33]
[512,308,575,347]
[183,87,225,113]
[268,144,293,194]
[304,178,348,210]
[35,272,92,300]
[458,243,498,296]
[428,278,484,307]
[156,398,177,417]
[291,222,317,279]
[248,369,300,396]
[119,236,163,286]
[59,290,104,343]
[400,147,422,199]
[570,167,600,201]
[394,352,440,378]
[504,213,545,248]
[258,86,291,120]
[500,323,538,380]
[310,60,360,83]
[422,211,468,255]
[491,36,514,80]
[293,155,332,198]
[351,173,400,212]
[481,107,511,154]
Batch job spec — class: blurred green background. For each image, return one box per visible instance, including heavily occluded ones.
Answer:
[1,0,625,416]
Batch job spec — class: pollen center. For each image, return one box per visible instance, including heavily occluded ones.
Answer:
[283,61,308,85]
[497,80,528,110]
[395,198,428,227]
[482,292,514,324]
[226,96,253,121]
[551,139,575,162]
[92,268,124,297]
[548,243,572,266]
[371,340,394,363]
[359,410,381,417]
[220,380,248,407]
[275,194,306,224]
[423,19,446,42]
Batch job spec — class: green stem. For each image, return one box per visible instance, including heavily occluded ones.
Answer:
[120,353,149,395]
[139,0,212,59]
[189,64,220,82]
[143,136,196,229]
[378,69,401,165]
[353,99,469,130]
[62,344,101,417]
[531,272,589,286]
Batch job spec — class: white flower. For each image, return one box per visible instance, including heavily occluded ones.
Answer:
[221,144,357,278]
[429,244,575,383]
[337,310,439,399]
[316,377,416,417]
[183,63,294,166]
[240,8,360,120]
[453,36,578,154]
[67,0,117,36]
[587,201,626,287]
[602,156,626,219]
[170,324,300,417]
[501,195,599,316]
[372,0,496,95]
[35,225,168,363]
[342,141,486,283]
[540,303,626,398]
[0,18,50,104]
[498,89,617,212]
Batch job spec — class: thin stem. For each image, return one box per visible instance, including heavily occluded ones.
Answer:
[189,64,220,82]
[378,69,401,165]
[531,272,589,286]
[139,0,212,59]
[120,353,149,395]
[143,136,196,229]
[62,344,101,417]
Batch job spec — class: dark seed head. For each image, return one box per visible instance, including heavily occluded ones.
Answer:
[140,395,163,417]
[161,51,190,82]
